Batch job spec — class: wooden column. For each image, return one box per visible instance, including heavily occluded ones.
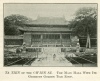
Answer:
[23,32,31,46]
[41,34,43,46]
[60,34,62,45]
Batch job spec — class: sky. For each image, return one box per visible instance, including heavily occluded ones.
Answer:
[4,4,97,21]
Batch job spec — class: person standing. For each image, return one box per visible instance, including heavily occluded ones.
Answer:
[53,54,56,61]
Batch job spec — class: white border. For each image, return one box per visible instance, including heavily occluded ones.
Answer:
[0,0,100,81]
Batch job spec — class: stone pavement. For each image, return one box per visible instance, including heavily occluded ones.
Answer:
[31,53,73,66]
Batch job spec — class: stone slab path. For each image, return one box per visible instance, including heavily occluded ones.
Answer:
[31,53,73,66]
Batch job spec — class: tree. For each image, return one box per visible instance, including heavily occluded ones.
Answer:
[4,14,33,35]
[69,7,97,48]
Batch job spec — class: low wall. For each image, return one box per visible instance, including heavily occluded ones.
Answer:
[5,39,23,45]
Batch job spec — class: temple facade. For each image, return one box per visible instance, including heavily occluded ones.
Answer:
[19,16,79,47]
[4,16,97,54]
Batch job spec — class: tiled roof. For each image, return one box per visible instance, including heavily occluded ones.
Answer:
[26,17,68,25]
[4,35,23,39]
[19,17,70,32]
[19,27,72,32]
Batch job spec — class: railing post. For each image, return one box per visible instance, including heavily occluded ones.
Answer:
[60,34,62,45]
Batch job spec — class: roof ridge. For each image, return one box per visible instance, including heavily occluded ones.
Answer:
[26,16,68,25]
[37,16,65,19]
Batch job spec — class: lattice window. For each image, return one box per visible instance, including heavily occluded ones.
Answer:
[43,34,60,39]
[62,34,70,39]
[32,34,41,39]
[55,34,60,39]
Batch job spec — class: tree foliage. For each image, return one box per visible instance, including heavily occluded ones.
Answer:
[69,7,97,37]
[4,14,32,35]
[68,7,97,48]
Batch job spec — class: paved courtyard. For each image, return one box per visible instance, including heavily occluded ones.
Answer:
[31,53,73,66]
